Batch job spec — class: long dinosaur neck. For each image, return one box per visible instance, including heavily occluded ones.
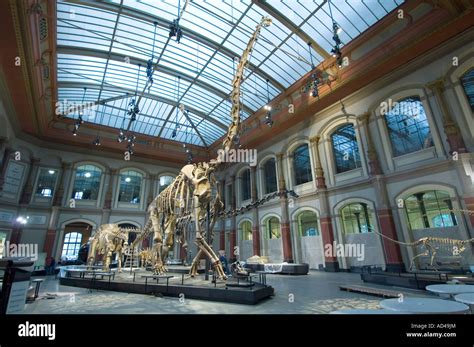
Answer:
[221,17,271,153]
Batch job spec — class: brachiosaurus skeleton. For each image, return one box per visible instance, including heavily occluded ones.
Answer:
[132,17,273,280]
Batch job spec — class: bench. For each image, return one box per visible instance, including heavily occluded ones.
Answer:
[141,275,174,294]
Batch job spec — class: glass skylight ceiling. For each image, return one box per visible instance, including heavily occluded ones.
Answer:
[56,0,403,147]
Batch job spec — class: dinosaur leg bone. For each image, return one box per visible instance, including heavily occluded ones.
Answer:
[150,209,166,275]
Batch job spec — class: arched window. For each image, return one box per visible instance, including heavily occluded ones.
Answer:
[384,96,433,156]
[263,158,277,194]
[341,203,374,234]
[118,170,143,204]
[331,124,361,173]
[264,216,281,239]
[71,164,102,200]
[35,168,58,198]
[461,68,474,111]
[240,220,252,241]
[159,175,174,193]
[61,232,83,260]
[296,211,319,236]
[293,144,312,185]
[404,190,457,230]
[241,169,251,201]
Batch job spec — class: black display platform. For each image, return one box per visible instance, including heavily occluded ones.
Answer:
[245,263,309,275]
[59,272,274,305]
[361,269,473,289]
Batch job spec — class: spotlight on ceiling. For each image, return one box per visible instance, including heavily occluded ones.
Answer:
[72,128,78,136]
[169,19,183,43]
[265,112,273,127]
[264,105,272,111]
[93,136,101,146]
[117,129,126,143]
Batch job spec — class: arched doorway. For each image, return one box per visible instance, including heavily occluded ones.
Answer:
[61,222,93,264]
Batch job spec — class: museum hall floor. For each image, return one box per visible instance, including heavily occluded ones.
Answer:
[23,271,432,314]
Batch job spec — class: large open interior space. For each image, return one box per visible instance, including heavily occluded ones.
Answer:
[0,0,474,343]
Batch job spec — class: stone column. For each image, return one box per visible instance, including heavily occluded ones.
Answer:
[44,205,60,258]
[147,174,157,205]
[229,175,237,262]
[372,177,405,272]
[276,153,294,263]
[53,162,71,207]
[319,189,339,271]
[9,226,22,245]
[20,157,40,204]
[0,147,14,194]
[103,168,118,209]
[219,179,226,251]
[309,136,327,188]
[250,166,260,256]
[426,79,467,154]
[359,112,382,176]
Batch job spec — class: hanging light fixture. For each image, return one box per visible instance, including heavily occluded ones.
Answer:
[328,0,343,68]
[72,87,87,136]
[127,64,141,122]
[264,79,273,127]
[146,21,158,92]
[117,93,129,143]
[169,0,183,43]
[172,76,181,139]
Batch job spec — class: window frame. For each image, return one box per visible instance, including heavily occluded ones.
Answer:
[116,169,145,209]
[292,143,313,186]
[330,123,362,174]
[69,163,104,207]
[33,167,59,203]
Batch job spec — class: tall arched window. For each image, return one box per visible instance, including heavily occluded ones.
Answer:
[384,96,433,156]
[461,68,474,111]
[341,203,373,234]
[263,158,277,194]
[293,144,312,185]
[264,216,281,239]
[331,124,361,173]
[296,211,319,236]
[118,170,143,204]
[35,168,58,198]
[240,220,252,241]
[159,175,174,193]
[241,169,251,201]
[404,190,457,230]
[61,232,83,260]
[72,164,102,200]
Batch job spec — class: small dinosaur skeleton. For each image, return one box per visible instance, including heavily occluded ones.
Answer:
[370,209,474,271]
[87,224,137,272]
[131,17,273,280]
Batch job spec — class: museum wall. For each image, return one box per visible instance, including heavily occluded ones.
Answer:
[0,106,181,261]
[220,34,474,270]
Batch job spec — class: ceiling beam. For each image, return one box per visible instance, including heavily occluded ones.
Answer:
[252,0,331,60]
[57,81,228,130]
[62,0,286,91]
[56,45,255,116]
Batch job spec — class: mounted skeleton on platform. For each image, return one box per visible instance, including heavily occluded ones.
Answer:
[369,211,474,271]
[131,17,273,280]
[87,224,137,272]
